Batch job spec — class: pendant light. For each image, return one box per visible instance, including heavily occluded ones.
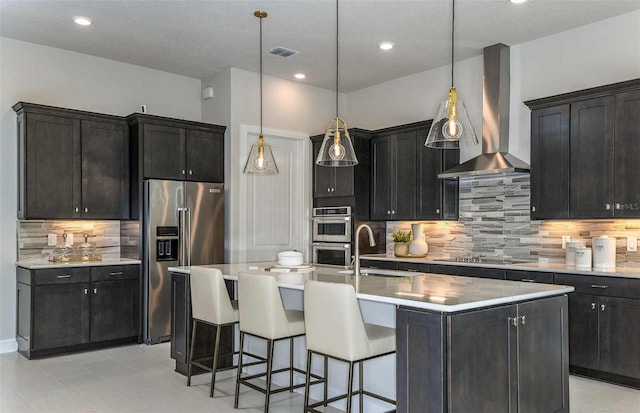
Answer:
[316,0,358,167]
[424,0,479,149]
[243,11,278,175]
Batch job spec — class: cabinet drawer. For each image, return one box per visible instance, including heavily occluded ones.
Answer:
[397,262,429,273]
[555,273,640,300]
[91,265,139,282]
[430,264,506,280]
[506,270,554,284]
[359,259,399,270]
[33,267,91,285]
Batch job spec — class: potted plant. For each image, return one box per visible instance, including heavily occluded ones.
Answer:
[392,230,411,256]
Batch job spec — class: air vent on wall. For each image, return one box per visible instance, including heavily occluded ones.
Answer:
[268,46,300,57]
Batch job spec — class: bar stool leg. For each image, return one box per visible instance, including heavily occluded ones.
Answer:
[359,361,364,413]
[323,355,328,407]
[303,350,312,411]
[209,324,222,397]
[187,319,197,386]
[234,331,246,409]
[264,339,275,413]
[289,336,294,392]
[346,361,354,413]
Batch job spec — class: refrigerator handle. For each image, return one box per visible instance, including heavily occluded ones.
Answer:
[177,207,185,266]
[186,208,192,266]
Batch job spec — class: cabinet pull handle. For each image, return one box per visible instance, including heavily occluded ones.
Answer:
[509,317,518,327]
[520,315,526,325]
[605,203,611,210]
[590,284,608,289]
[591,303,596,310]
[84,288,88,295]
[407,269,419,272]
[110,271,123,276]
[93,288,98,294]
[521,278,536,282]
[57,275,71,279]
[601,304,606,312]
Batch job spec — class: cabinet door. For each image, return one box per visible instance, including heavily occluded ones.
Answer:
[417,143,444,219]
[530,105,570,219]
[143,123,186,180]
[614,90,640,217]
[90,279,139,342]
[332,164,354,197]
[24,113,81,219]
[81,120,129,219]
[313,140,335,198]
[448,305,517,413]
[393,132,418,220]
[567,293,599,370]
[171,273,189,363]
[517,295,569,413]
[32,283,90,350]
[185,129,224,182]
[370,137,393,219]
[570,97,615,218]
[598,296,640,379]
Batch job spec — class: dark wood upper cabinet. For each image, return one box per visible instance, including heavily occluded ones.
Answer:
[142,123,185,180]
[393,132,418,220]
[371,135,396,220]
[186,129,224,182]
[525,79,640,219]
[311,137,355,198]
[418,140,460,220]
[14,102,129,220]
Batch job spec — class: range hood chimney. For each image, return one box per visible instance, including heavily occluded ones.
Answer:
[438,43,529,179]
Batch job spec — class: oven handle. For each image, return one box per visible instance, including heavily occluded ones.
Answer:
[312,216,351,222]
[312,243,351,249]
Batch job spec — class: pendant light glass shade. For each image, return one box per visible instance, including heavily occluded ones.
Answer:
[316,0,358,167]
[316,117,357,166]
[243,10,278,175]
[425,0,479,149]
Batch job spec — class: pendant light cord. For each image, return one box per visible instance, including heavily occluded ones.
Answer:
[259,14,264,136]
[451,0,455,88]
[335,0,339,118]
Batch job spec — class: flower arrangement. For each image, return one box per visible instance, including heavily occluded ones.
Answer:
[391,230,412,243]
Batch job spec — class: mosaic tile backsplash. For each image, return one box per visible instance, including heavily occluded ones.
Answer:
[387,174,640,268]
[17,220,140,262]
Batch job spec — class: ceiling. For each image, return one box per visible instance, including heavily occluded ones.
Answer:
[2,0,639,92]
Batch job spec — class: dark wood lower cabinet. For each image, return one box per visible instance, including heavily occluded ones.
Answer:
[397,295,569,413]
[170,272,234,376]
[16,265,140,359]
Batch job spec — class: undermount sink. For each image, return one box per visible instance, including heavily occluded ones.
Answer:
[338,268,422,277]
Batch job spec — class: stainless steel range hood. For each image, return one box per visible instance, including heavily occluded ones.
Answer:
[438,43,529,179]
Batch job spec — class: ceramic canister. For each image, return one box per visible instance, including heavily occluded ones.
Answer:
[574,247,592,268]
[566,241,586,266]
[592,236,616,268]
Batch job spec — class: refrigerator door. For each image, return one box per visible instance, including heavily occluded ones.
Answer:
[185,182,224,265]
[144,179,184,344]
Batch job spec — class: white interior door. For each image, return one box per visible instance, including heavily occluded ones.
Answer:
[240,127,310,262]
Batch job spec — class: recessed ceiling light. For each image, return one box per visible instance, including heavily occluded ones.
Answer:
[73,16,92,26]
[379,42,394,51]
[293,73,306,80]
[510,0,527,4]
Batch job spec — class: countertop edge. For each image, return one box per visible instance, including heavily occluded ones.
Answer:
[16,259,142,269]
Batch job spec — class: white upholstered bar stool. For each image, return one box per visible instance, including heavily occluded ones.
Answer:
[187,267,239,397]
[303,280,396,413]
[234,272,321,413]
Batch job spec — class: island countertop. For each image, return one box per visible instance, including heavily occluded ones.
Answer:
[168,262,574,313]
[16,257,142,269]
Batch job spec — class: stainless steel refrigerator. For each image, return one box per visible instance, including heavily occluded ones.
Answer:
[142,179,224,344]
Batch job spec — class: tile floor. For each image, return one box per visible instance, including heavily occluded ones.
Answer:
[1,343,638,413]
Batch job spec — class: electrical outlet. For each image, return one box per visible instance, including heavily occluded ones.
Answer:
[627,237,638,252]
[65,233,74,246]
[47,233,57,246]
[562,236,571,249]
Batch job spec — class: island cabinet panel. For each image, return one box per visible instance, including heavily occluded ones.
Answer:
[14,102,130,220]
[170,272,235,375]
[16,265,140,359]
[429,264,506,280]
[397,295,569,413]
[555,273,640,387]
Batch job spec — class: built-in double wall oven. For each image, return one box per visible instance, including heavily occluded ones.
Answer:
[311,206,352,266]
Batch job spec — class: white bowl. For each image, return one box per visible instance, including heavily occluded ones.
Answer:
[278,257,304,266]
[277,251,303,259]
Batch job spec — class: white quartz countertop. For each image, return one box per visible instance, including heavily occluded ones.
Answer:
[169,262,574,313]
[360,254,640,280]
[16,258,142,269]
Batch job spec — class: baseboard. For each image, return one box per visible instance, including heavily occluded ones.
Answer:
[0,338,18,353]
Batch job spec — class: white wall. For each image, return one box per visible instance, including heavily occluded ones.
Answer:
[346,9,640,164]
[0,37,202,345]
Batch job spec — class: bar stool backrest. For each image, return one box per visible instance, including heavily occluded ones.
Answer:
[237,272,292,339]
[304,280,370,361]
[190,267,237,325]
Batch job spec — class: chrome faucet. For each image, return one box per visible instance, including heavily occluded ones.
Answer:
[354,224,376,277]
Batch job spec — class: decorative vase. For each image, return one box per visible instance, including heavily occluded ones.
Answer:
[408,223,429,255]
[394,242,409,257]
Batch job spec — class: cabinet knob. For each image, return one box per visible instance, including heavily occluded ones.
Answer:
[616,203,621,210]
[182,170,186,175]
[328,188,331,192]
[531,206,536,212]
[605,203,611,210]
[601,304,606,312]
[387,210,391,215]
[520,315,526,325]
[436,208,440,214]
[331,188,335,192]
[93,288,98,294]
[391,209,396,214]
[591,303,596,310]
[75,207,79,213]
[84,288,88,295]
[509,317,518,327]
[189,170,193,175]
[84,207,88,213]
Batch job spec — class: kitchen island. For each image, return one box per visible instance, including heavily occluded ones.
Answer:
[170,263,573,412]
